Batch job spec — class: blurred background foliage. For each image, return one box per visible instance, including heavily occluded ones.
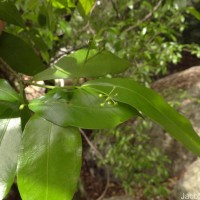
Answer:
[3,0,200,199]
[5,0,200,83]
[94,121,170,198]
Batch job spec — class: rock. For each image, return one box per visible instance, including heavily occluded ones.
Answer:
[152,66,200,91]
[150,66,200,197]
[171,159,200,199]
[150,66,200,174]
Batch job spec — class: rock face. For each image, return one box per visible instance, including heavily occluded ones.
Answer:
[151,66,200,198]
[171,159,200,199]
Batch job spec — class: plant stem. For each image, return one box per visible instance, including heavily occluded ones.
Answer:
[28,82,78,90]
[79,128,110,200]
[19,74,27,104]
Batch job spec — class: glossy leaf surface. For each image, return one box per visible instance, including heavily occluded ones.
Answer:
[82,78,200,156]
[29,88,139,129]
[0,0,24,27]
[0,117,21,199]
[33,49,130,81]
[0,32,45,76]
[17,115,82,200]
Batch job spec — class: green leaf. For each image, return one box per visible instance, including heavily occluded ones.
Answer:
[51,0,75,9]
[0,101,20,119]
[82,78,200,156]
[0,79,19,102]
[29,88,139,129]
[77,0,95,17]
[187,6,200,21]
[0,0,24,27]
[0,117,21,199]
[20,106,32,131]
[0,79,20,118]
[33,49,130,81]
[17,115,82,200]
[0,32,46,76]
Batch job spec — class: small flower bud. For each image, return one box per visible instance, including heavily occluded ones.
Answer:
[100,103,105,107]
[99,94,103,98]
[19,104,25,110]
[107,101,112,105]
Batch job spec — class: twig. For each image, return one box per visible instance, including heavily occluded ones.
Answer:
[50,44,89,64]
[0,58,19,80]
[125,0,164,32]
[79,128,110,200]
[0,58,20,91]
[110,0,121,19]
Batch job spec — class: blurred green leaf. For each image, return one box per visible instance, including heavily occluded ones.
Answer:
[50,0,75,9]
[187,6,200,21]
[0,32,46,75]
[82,78,200,156]
[17,115,82,200]
[0,117,21,199]
[0,0,24,27]
[29,88,139,129]
[77,0,95,17]
[33,49,130,80]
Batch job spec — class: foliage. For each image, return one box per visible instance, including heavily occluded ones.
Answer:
[3,0,200,82]
[95,121,170,197]
[68,0,200,83]
[1,0,200,200]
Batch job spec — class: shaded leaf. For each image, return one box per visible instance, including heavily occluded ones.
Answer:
[20,106,32,131]
[17,115,82,200]
[0,117,21,199]
[0,101,20,119]
[0,32,46,76]
[0,79,20,119]
[29,88,139,129]
[0,79,19,102]
[82,78,200,156]
[33,49,130,81]
[0,0,24,27]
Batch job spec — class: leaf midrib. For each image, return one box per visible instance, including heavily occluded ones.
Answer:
[84,82,200,152]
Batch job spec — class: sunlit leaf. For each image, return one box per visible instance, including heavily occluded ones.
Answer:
[50,0,75,9]
[17,115,82,200]
[33,49,130,80]
[82,78,200,156]
[0,117,21,199]
[187,6,200,21]
[77,0,95,17]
